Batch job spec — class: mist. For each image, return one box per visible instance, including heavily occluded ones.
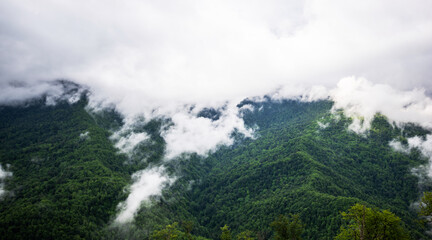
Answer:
[1,0,432,223]
[0,165,12,198]
[115,166,172,224]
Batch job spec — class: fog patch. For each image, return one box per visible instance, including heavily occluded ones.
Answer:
[110,118,151,158]
[45,82,86,106]
[79,131,90,141]
[331,77,432,134]
[0,164,12,198]
[389,140,410,154]
[114,166,174,224]
[0,81,63,106]
[408,135,432,159]
[162,102,254,160]
[0,80,86,106]
[390,135,432,187]
[408,135,432,178]
[317,121,330,129]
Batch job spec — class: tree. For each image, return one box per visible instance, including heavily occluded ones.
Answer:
[152,222,185,240]
[420,192,432,218]
[181,220,194,240]
[220,225,232,240]
[270,214,304,240]
[335,203,410,240]
[236,230,256,240]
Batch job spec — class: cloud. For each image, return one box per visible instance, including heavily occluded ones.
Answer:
[1,0,432,134]
[408,135,432,160]
[0,81,63,105]
[162,102,254,159]
[0,164,12,198]
[79,131,90,141]
[331,77,432,133]
[317,121,330,130]
[389,140,410,154]
[110,121,150,158]
[1,0,432,110]
[390,135,432,186]
[407,135,432,183]
[0,80,85,106]
[114,166,173,224]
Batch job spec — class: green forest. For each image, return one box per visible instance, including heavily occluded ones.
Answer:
[1,91,432,239]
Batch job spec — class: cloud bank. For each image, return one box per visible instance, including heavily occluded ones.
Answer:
[1,0,432,110]
[331,77,432,133]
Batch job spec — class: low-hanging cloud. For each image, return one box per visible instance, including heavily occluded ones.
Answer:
[0,165,12,198]
[110,121,151,158]
[390,135,432,187]
[331,77,432,133]
[1,0,432,132]
[162,102,254,159]
[1,0,432,110]
[115,166,173,224]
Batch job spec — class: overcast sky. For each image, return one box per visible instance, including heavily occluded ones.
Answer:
[1,0,432,108]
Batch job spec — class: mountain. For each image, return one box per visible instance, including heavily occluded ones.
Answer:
[0,92,431,239]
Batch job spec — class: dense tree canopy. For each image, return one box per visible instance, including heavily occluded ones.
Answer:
[0,94,431,239]
[270,214,304,240]
[335,203,410,240]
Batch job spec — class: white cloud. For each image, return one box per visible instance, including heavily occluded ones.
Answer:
[162,102,254,159]
[79,131,90,141]
[0,81,63,105]
[1,0,432,143]
[389,140,410,154]
[391,135,432,181]
[317,121,329,130]
[112,131,150,157]
[0,165,12,179]
[1,0,432,110]
[109,117,151,158]
[115,166,173,223]
[0,164,12,198]
[408,135,432,159]
[408,135,432,179]
[331,77,432,133]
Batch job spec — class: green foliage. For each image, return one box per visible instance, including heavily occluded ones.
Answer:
[0,98,131,239]
[140,100,429,239]
[236,230,256,240]
[152,222,185,240]
[220,225,232,240]
[151,222,210,240]
[420,192,432,218]
[270,214,304,240]
[335,203,410,240]
[0,96,430,240]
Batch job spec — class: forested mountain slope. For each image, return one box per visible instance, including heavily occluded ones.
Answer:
[0,97,132,239]
[0,95,430,239]
[132,99,431,239]
[183,100,430,239]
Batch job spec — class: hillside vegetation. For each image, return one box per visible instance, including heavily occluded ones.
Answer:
[0,95,431,239]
